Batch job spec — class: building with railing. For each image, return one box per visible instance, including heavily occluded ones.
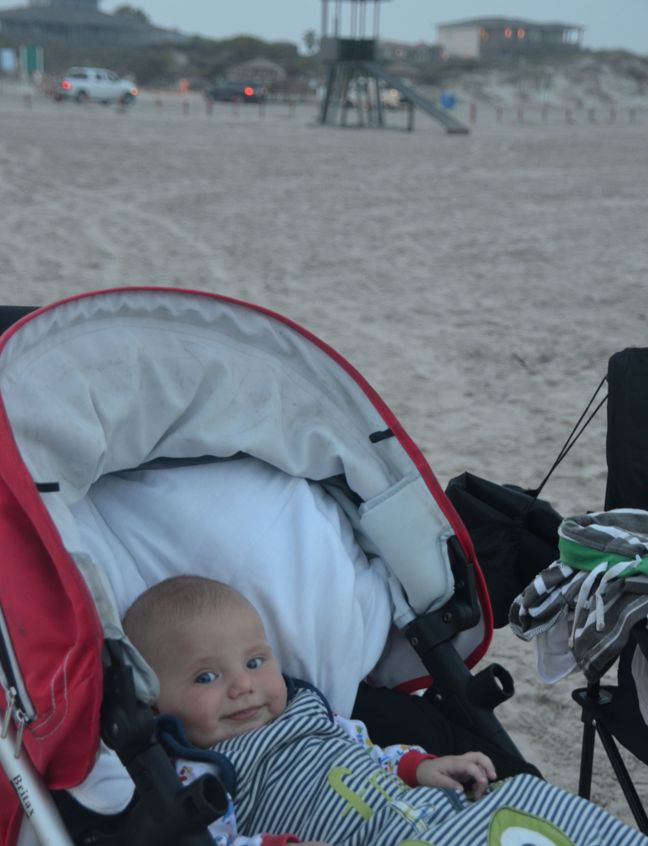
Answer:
[437,17,584,60]
[376,40,440,64]
[0,0,187,47]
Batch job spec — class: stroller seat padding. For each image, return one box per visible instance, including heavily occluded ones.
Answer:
[71,456,393,718]
[65,456,394,815]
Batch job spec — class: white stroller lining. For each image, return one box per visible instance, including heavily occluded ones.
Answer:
[66,456,394,815]
[71,457,393,718]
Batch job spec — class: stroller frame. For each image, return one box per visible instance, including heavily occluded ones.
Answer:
[0,289,519,846]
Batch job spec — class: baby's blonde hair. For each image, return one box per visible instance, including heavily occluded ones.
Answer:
[122,575,249,665]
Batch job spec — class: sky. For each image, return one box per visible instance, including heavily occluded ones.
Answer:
[97,0,647,55]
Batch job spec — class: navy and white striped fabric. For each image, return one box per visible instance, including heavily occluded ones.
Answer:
[208,685,648,845]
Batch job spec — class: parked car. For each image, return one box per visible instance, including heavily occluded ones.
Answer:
[54,67,138,104]
[205,81,267,103]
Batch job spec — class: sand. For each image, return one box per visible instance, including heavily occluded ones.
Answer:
[1,83,648,825]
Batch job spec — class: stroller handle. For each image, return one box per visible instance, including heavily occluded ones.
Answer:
[0,718,75,846]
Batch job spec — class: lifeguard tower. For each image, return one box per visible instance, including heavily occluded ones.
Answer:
[318,0,468,133]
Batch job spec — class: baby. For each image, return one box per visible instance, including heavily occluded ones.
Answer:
[123,576,648,846]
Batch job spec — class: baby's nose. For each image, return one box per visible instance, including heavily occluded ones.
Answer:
[228,670,253,696]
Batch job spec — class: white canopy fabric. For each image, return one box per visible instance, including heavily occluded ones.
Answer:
[0,290,464,658]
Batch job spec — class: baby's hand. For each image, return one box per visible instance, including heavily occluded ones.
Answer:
[416,752,497,800]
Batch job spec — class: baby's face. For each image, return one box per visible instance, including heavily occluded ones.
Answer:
[154,602,287,747]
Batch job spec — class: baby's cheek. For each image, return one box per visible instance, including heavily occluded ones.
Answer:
[276,686,288,714]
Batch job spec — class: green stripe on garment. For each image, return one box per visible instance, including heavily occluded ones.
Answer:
[558,535,648,574]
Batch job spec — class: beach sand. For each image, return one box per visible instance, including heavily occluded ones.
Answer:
[1,85,648,824]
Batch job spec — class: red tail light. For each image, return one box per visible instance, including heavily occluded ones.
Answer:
[243,86,254,97]
[61,80,71,90]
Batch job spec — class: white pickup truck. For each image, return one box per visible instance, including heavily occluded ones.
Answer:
[55,67,139,104]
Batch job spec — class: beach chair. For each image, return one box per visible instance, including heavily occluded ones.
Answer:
[506,347,648,833]
[0,288,523,846]
[571,347,648,834]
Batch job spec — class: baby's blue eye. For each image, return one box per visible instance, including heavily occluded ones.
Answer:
[195,671,217,684]
[247,657,264,670]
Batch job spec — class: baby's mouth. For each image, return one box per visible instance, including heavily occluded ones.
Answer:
[226,706,261,722]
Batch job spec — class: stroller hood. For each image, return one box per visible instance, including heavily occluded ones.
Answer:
[0,288,491,840]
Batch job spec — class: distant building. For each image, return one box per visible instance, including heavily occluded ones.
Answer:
[437,17,584,60]
[377,40,440,64]
[0,0,188,47]
[226,57,287,86]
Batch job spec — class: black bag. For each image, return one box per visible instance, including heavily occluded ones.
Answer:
[605,347,648,511]
[446,472,562,628]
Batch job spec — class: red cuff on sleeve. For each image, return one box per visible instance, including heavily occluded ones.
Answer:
[397,749,437,787]
[261,834,301,845]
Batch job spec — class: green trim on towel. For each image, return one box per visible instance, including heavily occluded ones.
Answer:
[557,535,648,575]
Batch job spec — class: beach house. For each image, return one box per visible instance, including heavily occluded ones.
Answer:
[437,17,584,60]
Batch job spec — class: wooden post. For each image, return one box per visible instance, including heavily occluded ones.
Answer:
[407,100,415,131]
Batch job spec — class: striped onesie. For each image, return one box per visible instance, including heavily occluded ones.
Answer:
[172,681,648,846]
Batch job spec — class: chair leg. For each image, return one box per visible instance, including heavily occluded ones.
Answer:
[574,682,648,833]
[596,722,648,834]
[575,682,601,800]
[577,712,596,800]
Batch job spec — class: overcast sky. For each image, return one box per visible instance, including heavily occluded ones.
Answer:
[96,1,647,55]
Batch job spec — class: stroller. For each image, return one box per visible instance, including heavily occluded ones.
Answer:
[0,287,521,846]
